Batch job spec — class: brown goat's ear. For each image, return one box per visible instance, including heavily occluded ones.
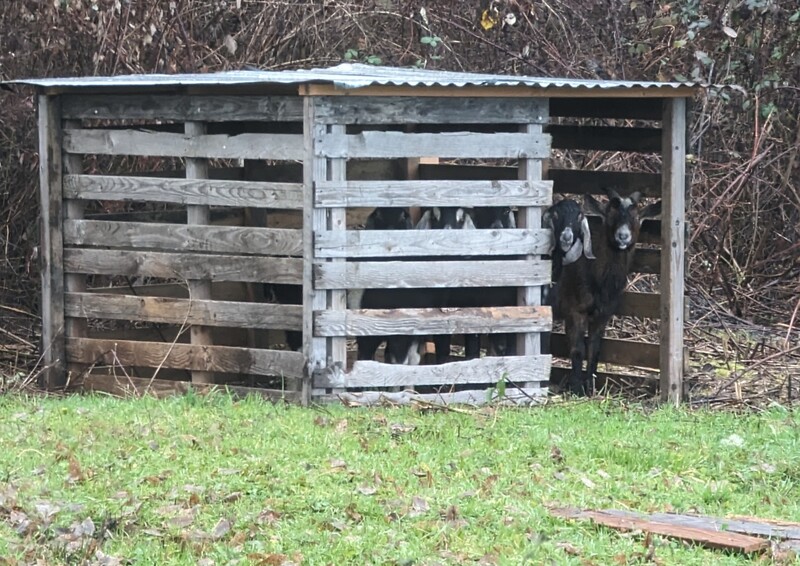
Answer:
[583,194,605,216]
[641,200,662,219]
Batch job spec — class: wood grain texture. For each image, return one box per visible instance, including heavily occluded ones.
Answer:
[317,131,551,159]
[549,334,659,369]
[64,220,303,256]
[82,373,301,402]
[314,259,550,289]
[64,249,303,284]
[314,179,552,208]
[64,175,303,209]
[660,98,687,404]
[67,337,305,378]
[314,305,552,337]
[315,354,551,388]
[314,96,549,124]
[63,129,304,160]
[62,94,303,122]
[65,292,302,329]
[316,386,547,406]
[38,95,66,389]
[315,228,552,258]
[303,84,696,99]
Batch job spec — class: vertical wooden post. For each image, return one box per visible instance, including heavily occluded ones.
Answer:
[38,95,66,389]
[516,103,550,388]
[303,97,327,405]
[660,97,687,405]
[63,120,88,384]
[328,125,347,385]
[185,121,214,384]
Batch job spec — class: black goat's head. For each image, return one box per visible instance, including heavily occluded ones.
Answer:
[543,198,595,265]
[415,207,476,230]
[474,207,517,230]
[365,207,413,230]
[585,189,662,251]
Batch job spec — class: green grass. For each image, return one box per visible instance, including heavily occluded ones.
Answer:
[1,393,799,564]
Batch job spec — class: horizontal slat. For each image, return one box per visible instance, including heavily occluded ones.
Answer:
[315,354,551,388]
[82,374,301,403]
[64,175,303,209]
[62,94,304,122]
[549,334,659,369]
[549,98,662,120]
[64,220,302,256]
[316,387,547,406]
[66,292,302,330]
[314,180,552,208]
[548,125,661,153]
[67,337,305,378]
[314,96,548,124]
[63,129,304,160]
[633,248,659,274]
[549,169,662,198]
[314,306,551,337]
[86,281,249,300]
[315,228,552,258]
[617,292,660,318]
[64,249,303,284]
[314,259,550,289]
[549,367,659,392]
[317,131,551,159]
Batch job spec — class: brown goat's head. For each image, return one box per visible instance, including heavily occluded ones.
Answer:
[585,189,661,251]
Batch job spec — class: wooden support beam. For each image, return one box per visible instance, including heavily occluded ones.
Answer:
[548,125,662,153]
[63,119,87,385]
[549,98,663,120]
[38,95,67,389]
[329,124,347,381]
[185,121,213,384]
[660,98,687,405]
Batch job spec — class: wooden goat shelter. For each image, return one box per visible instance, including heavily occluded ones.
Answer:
[11,64,694,405]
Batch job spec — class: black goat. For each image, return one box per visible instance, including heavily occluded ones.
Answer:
[550,190,660,396]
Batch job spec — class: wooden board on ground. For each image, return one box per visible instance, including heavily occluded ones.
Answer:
[549,334,659,369]
[317,386,547,406]
[550,507,769,554]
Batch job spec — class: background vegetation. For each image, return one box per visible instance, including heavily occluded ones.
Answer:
[1,0,798,379]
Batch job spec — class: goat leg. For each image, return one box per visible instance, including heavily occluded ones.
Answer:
[565,312,588,396]
[433,334,451,364]
[586,315,611,396]
[357,336,384,361]
[464,334,481,359]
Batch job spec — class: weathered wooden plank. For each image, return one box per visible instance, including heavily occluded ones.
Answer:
[419,163,517,181]
[82,373,301,403]
[86,281,252,301]
[549,334,659,369]
[64,119,88,384]
[314,179,552,208]
[185,120,214,385]
[617,292,661,318]
[63,129,304,160]
[601,509,800,542]
[632,248,660,274]
[314,96,549,125]
[549,169,662,198]
[64,249,303,284]
[64,220,303,256]
[64,175,304,209]
[86,207,245,225]
[316,387,547,406]
[315,228,552,258]
[65,292,302,330]
[548,125,662,153]
[661,98,687,405]
[550,98,663,120]
[328,124,348,373]
[316,355,551,388]
[38,95,66,389]
[62,94,304,122]
[67,337,305,378]
[314,259,550,290]
[550,508,769,554]
[314,305,551,337]
[317,131,551,159]
[549,367,659,393]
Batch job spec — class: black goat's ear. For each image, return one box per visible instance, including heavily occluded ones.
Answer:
[584,194,605,216]
[641,200,662,219]
[603,187,622,201]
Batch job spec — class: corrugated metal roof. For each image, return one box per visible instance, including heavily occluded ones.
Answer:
[4,63,702,92]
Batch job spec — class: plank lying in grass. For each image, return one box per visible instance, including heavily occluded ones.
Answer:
[549,507,769,554]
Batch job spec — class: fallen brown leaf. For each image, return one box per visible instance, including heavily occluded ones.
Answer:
[551,445,564,464]
[210,518,231,540]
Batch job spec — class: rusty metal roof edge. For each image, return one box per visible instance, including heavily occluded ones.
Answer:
[1,62,733,92]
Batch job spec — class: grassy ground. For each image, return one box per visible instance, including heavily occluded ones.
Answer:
[1,393,799,565]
